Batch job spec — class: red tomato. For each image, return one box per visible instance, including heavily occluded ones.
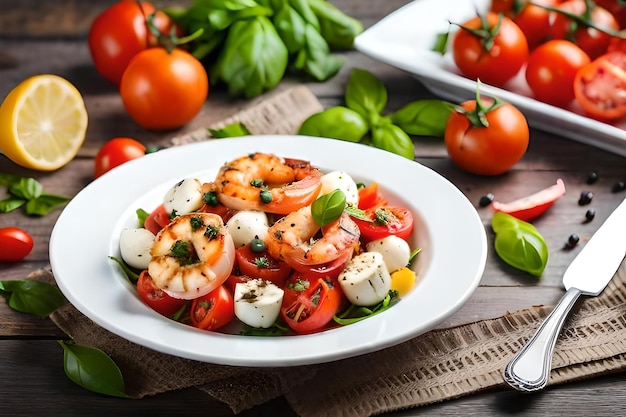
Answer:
[234,243,292,287]
[574,51,626,120]
[143,204,171,235]
[491,178,567,221]
[0,227,34,262]
[280,272,344,334]
[352,206,414,243]
[190,285,235,331]
[525,40,591,106]
[88,1,178,85]
[120,47,209,130]
[595,0,626,29]
[94,137,146,178]
[550,0,619,60]
[136,270,186,317]
[444,97,529,176]
[452,12,529,86]
[491,0,555,49]
[357,182,387,210]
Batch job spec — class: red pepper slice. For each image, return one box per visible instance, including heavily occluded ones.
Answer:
[491,178,566,222]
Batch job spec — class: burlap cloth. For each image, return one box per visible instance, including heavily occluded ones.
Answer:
[40,86,626,416]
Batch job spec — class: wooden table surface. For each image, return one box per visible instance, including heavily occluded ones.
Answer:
[1,1,625,416]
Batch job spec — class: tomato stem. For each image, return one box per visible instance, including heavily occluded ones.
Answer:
[455,80,504,128]
[450,12,504,52]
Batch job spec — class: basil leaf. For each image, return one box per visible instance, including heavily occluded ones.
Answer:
[136,208,149,228]
[0,173,21,186]
[298,106,368,142]
[293,24,344,81]
[208,121,251,138]
[308,0,363,50]
[58,340,129,398]
[289,0,320,31]
[333,290,399,325]
[273,2,307,53]
[432,31,449,55]
[0,196,27,213]
[370,121,415,160]
[492,212,549,277]
[109,256,140,284]
[389,99,455,137]
[25,193,69,216]
[345,68,388,120]
[344,204,372,222]
[311,189,346,227]
[9,177,43,200]
[0,280,67,317]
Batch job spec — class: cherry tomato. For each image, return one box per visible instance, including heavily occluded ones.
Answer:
[357,182,388,210]
[0,227,34,262]
[574,51,626,120]
[190,285,235,331]
[234,242,292,287]
[88,1,178,85]
[120,47,209,130]
[550,0,619,60]
[280,272,344,334]
[143,204,171,235]
[94,137,146,178]
[452,12,529,87]
[525,40,591,106]
[444,97,529,176]
[595,0,626,29]
[352,206,414,243]
[492,179,566,221]
[491,0,555,49]
[136,270,186,317]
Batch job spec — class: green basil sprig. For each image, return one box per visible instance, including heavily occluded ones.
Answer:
[58,341,129,398]
[0,279,67,317]
[0,173,69,216]
[333,290,399,325]
[298,68,454,159]
[492,212,549,277]
[311,189,346,227]
[208,121,252,138]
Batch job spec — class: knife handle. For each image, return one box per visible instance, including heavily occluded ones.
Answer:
[503,287,582,391]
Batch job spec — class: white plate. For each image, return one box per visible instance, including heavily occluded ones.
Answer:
[354,0,626,157]
[50,136,487,367]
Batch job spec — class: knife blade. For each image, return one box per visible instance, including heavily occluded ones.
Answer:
[503,197,626,392]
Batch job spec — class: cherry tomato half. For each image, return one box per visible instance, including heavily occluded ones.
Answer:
[574,51,626,120]
[120,47,209,130]
[94,137,146,178]
[0,227,34,262]
[280,272,344,334]
[190,285,235,331]
[234,242,292,288]
[452,12,529,87]
[136,270,186,317]
[491,178,567,221]
[352,206,414,243]
[143,204,171,235]
[525,40,590,107]
[357,182,388,210]
[88,1,178,85]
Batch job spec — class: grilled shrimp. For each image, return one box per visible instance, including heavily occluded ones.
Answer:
[148,213,235,300]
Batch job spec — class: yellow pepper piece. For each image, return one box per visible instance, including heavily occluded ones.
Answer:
[390,267,417,297]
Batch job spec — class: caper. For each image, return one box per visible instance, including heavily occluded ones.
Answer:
[250,238,267,253]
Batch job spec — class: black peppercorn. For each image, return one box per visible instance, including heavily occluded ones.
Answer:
[478,193,495,207]
[612,181,626,193]
[566,234,580,249]
[586,172,598,184]
[578,191,593,205]
[584,208,596,222]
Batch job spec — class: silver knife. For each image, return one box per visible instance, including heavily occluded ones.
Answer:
[503,197,626,392]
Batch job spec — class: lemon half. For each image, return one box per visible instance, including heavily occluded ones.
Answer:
[0,74,88,171]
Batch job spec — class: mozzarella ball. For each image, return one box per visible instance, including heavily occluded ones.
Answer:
[163,178,204,215]
[119,228,155,269]
[225,210,269,247]
[234,279,284,328]
[365,235,411,272]
[319,171,359,206]
[339,251,391,306]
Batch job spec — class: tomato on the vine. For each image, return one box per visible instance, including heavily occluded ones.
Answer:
[190,285,235,331]
[136,270,186,317]
[120,47,209,130]
[0,227,34,262]
[451,12,529,87]
[491,0,555,49]
[88,1,178,85]
[352,206,414,242]
[574,50,626,120]
[550,0,619,60]
[444,95,529,176]
[525,40,590,106]
[94,137,146,178]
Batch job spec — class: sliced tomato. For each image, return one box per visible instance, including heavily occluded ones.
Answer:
[235,242,292,287]
[352,206,414,243]
[262,175,323,214]
[290,249,352,279]
[491,178,566,221]
[136,270,187,317]
[357,182,387,209]
[280,272,345,334]
[574,51,626,121]
[143,204,171,235]
[190,285,235,331]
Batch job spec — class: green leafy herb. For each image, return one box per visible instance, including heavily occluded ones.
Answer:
[208,121,251,138]
[0,173,69,216]
[344,204,371,222]
[370,119,415,160]
[204,225,220,240]
[311,189,346,227]
[203,190,219,206]
[108,256,140,284]
[170,240,198,265]
[58,340,129,398]
[239,321,289,336]
[345,68,388,121]
[333,290,399,325]
[0,280,67,317]
[190,216,205,230]
[255,256,270,268]
[389,99,454,137]
[298,106,367,142]
[491,212,549,277]
[136,208,149,228]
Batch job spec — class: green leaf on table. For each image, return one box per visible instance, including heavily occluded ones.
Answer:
[0,174,69,216]
[25,193,69,216]
[58,340,129,398]
[209,121,251,138]
[8,177,43,200]
[0,280,67,317]
[311,189,346,227]
[0,196,27,213]
[390,99,455,137]
[370,120,415,160]
[345,68,388,120]
[298,106,368,142]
